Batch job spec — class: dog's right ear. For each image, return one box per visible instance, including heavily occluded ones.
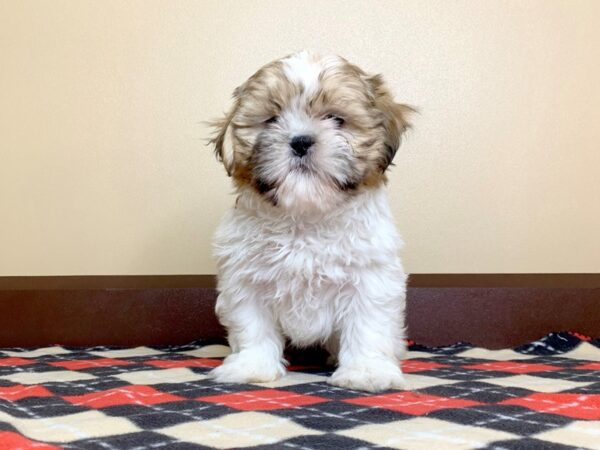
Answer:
[208,113,235,176]
[208,87,244,177]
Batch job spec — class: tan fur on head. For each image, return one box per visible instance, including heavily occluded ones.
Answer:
[209,51,413,212]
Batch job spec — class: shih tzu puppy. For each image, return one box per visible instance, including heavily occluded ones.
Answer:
[208,51,411,392]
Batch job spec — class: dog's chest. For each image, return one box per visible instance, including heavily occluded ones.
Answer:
[257,232,348,343]
[214,189,402,345]
[215,190,398,288]
[230,216,364,283]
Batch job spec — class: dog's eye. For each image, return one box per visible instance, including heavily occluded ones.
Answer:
[264,116,279,124]
[324,114,345,127]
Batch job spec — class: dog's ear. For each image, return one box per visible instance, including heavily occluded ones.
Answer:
[208,86,245,177]
[208,113,235,176]
[364,74,414,172]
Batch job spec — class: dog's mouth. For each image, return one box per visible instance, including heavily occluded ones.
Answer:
[289,152,321,173]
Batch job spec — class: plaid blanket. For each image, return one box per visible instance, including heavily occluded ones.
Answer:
[0,332,599,449]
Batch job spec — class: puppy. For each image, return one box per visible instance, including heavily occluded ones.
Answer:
[208,51,411,392]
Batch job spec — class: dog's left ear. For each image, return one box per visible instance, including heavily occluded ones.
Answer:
[365,74,414,171]
[208,110,236,177]
[208,86,245,177]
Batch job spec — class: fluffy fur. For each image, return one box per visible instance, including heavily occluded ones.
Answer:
[208,51,411,392]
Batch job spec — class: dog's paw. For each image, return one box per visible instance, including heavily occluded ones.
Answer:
[209,351,286,384]
[328,360,406,392]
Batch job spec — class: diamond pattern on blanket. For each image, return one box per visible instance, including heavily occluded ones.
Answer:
[0,370,97,385]
[345,391,482,415]
[402,359,451,372]
[143,357,222,369]
[483,374,593,393]
[533,421,600,449]
[454,348,536,361]
[176,344,231,358]
[501,393,600,419]
[88,347,165,359]
[49,358,134,370]
[577,362,600,370]
[64,385,186,408]
[0,431,60,449]
[198,389,329,411]
[1,347,71,359]
[247,371,328,388]
[463,361,562,374]
[431,404,574,436]
[0,410,140,443]
[158,411,323,448]
[0,357,36,367]
[114,367,208,385]
[0,385,53,401]
[339,417,518,449]
[404,373,461,389]
[0,331,598,449]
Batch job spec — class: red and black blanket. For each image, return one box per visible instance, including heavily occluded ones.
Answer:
[0,332,598,449]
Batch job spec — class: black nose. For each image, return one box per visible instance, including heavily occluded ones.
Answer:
[290,135,314,157]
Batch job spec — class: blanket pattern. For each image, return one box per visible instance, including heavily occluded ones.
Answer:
[0,332,599,449]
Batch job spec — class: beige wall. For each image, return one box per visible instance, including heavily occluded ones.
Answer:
[1,0,599,275]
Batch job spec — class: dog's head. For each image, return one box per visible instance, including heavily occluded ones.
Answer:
[210,51,411,214]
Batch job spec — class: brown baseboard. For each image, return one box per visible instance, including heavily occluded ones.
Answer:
[0,274,598,349]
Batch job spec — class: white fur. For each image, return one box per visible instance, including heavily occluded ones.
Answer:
[282,51,325,97]
[210,185,407,392]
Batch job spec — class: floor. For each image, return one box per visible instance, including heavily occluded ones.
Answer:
[0,332,599,449]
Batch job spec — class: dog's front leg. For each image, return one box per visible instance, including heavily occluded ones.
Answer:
[209,295,286,384]
[329,290,406,392]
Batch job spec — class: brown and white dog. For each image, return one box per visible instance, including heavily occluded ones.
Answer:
[209,51,411,392]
